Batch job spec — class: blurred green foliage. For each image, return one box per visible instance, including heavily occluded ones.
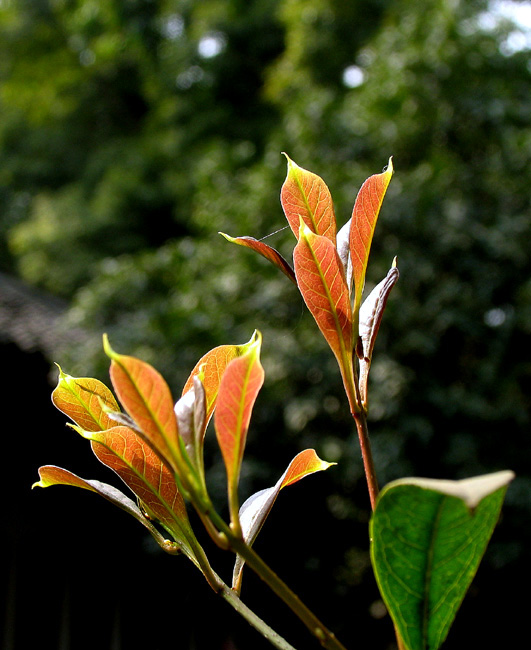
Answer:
[2,0,530,648]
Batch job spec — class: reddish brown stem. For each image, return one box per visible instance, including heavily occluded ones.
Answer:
[352,409,379,510]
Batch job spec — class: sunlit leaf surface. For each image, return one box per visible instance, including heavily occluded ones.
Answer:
[52,365,120,432]
[232,449,335,590]
[280,154,337,243]
[214,331,264,516]
[33,466,180,554]
[219,233,297,284]
[84,425,200,565]
[349,159,393,313]
[370,471,514,650]
[104,336,179,469]
[294,222,355,409]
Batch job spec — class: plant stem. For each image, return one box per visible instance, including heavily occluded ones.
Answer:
[352,409,379,510]
[229,537,349,650]
[219,579,299,650]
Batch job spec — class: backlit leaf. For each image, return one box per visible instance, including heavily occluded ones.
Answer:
[280,154,336,243]
[103,335,179,470]
[370,471,514,650]
[33,466,180,554]
[214,331,264,523]
[294,221,356,411]
[52,365,120,432]
[219,233,297,285]
[349,158,393,314]
[182,336,256,424]
[232,449,335,591]
[80,424,201,566]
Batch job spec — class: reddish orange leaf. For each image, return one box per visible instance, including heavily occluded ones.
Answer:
[182,334,256,424]
[349,158,393,313]
[232,449,335,591]
[52,365,120,432]
[219,233,297,285]
[214,331,264,523]
[83,425,199,565]
[33,466,181,554]
[280,154,337,243]
[104,336,179,470]
[280,449,336,488]
[294,222,356,410]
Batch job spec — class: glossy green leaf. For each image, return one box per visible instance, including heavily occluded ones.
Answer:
[33,465,180,554]
[232,449,335,591]
[349,158,393,314]
[80,424,201,567]
[214,331,264,525]
[280,154,337,243]
[370,471,514,650]
[103,335,179,470]
[219,233,297,285]
[52,365,120,432]
[182,335,256,424]
[293,221,356,411]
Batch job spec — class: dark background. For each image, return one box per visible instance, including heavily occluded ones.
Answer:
[1,1,530,648]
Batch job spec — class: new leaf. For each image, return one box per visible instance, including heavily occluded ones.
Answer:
[280,154,337,243]
[214,331,264,528]
[33,466,180,554]
[80,424,201,567]
[349,158,393,315]
[52,365,120,432]
[294,221,356,411]
[103,335,179,471]
[232,449,335,592]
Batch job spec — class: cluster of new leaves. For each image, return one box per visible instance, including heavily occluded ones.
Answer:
[221,157,514,650]
[34,331,334,593]
[222,154,396,414]
[34,158,514,650]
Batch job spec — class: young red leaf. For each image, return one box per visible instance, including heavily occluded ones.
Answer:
[219,233,297,285]
[232,449,335,592]
[214,331,264,527]
[33,466,180,554]
[358,260,400,410]
[79,424,200,566]
[349,158,394,314]
[103,335,179,470]
[52,365,120,432]
[294,221,357,411]
[280,154,337,243]
[182,334,257,424]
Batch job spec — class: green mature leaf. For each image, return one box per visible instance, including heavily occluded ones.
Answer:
[79,424,202,567]
[214,330,264,526]
[349,158,393,315]
[52,365,120,432]
[280,154,337,243]
[103,335,179,471]
[219,233,297,285]
[293,221,356,411]
[33,466,180,554]
[370,471,514,650]
[232,449,335,591]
